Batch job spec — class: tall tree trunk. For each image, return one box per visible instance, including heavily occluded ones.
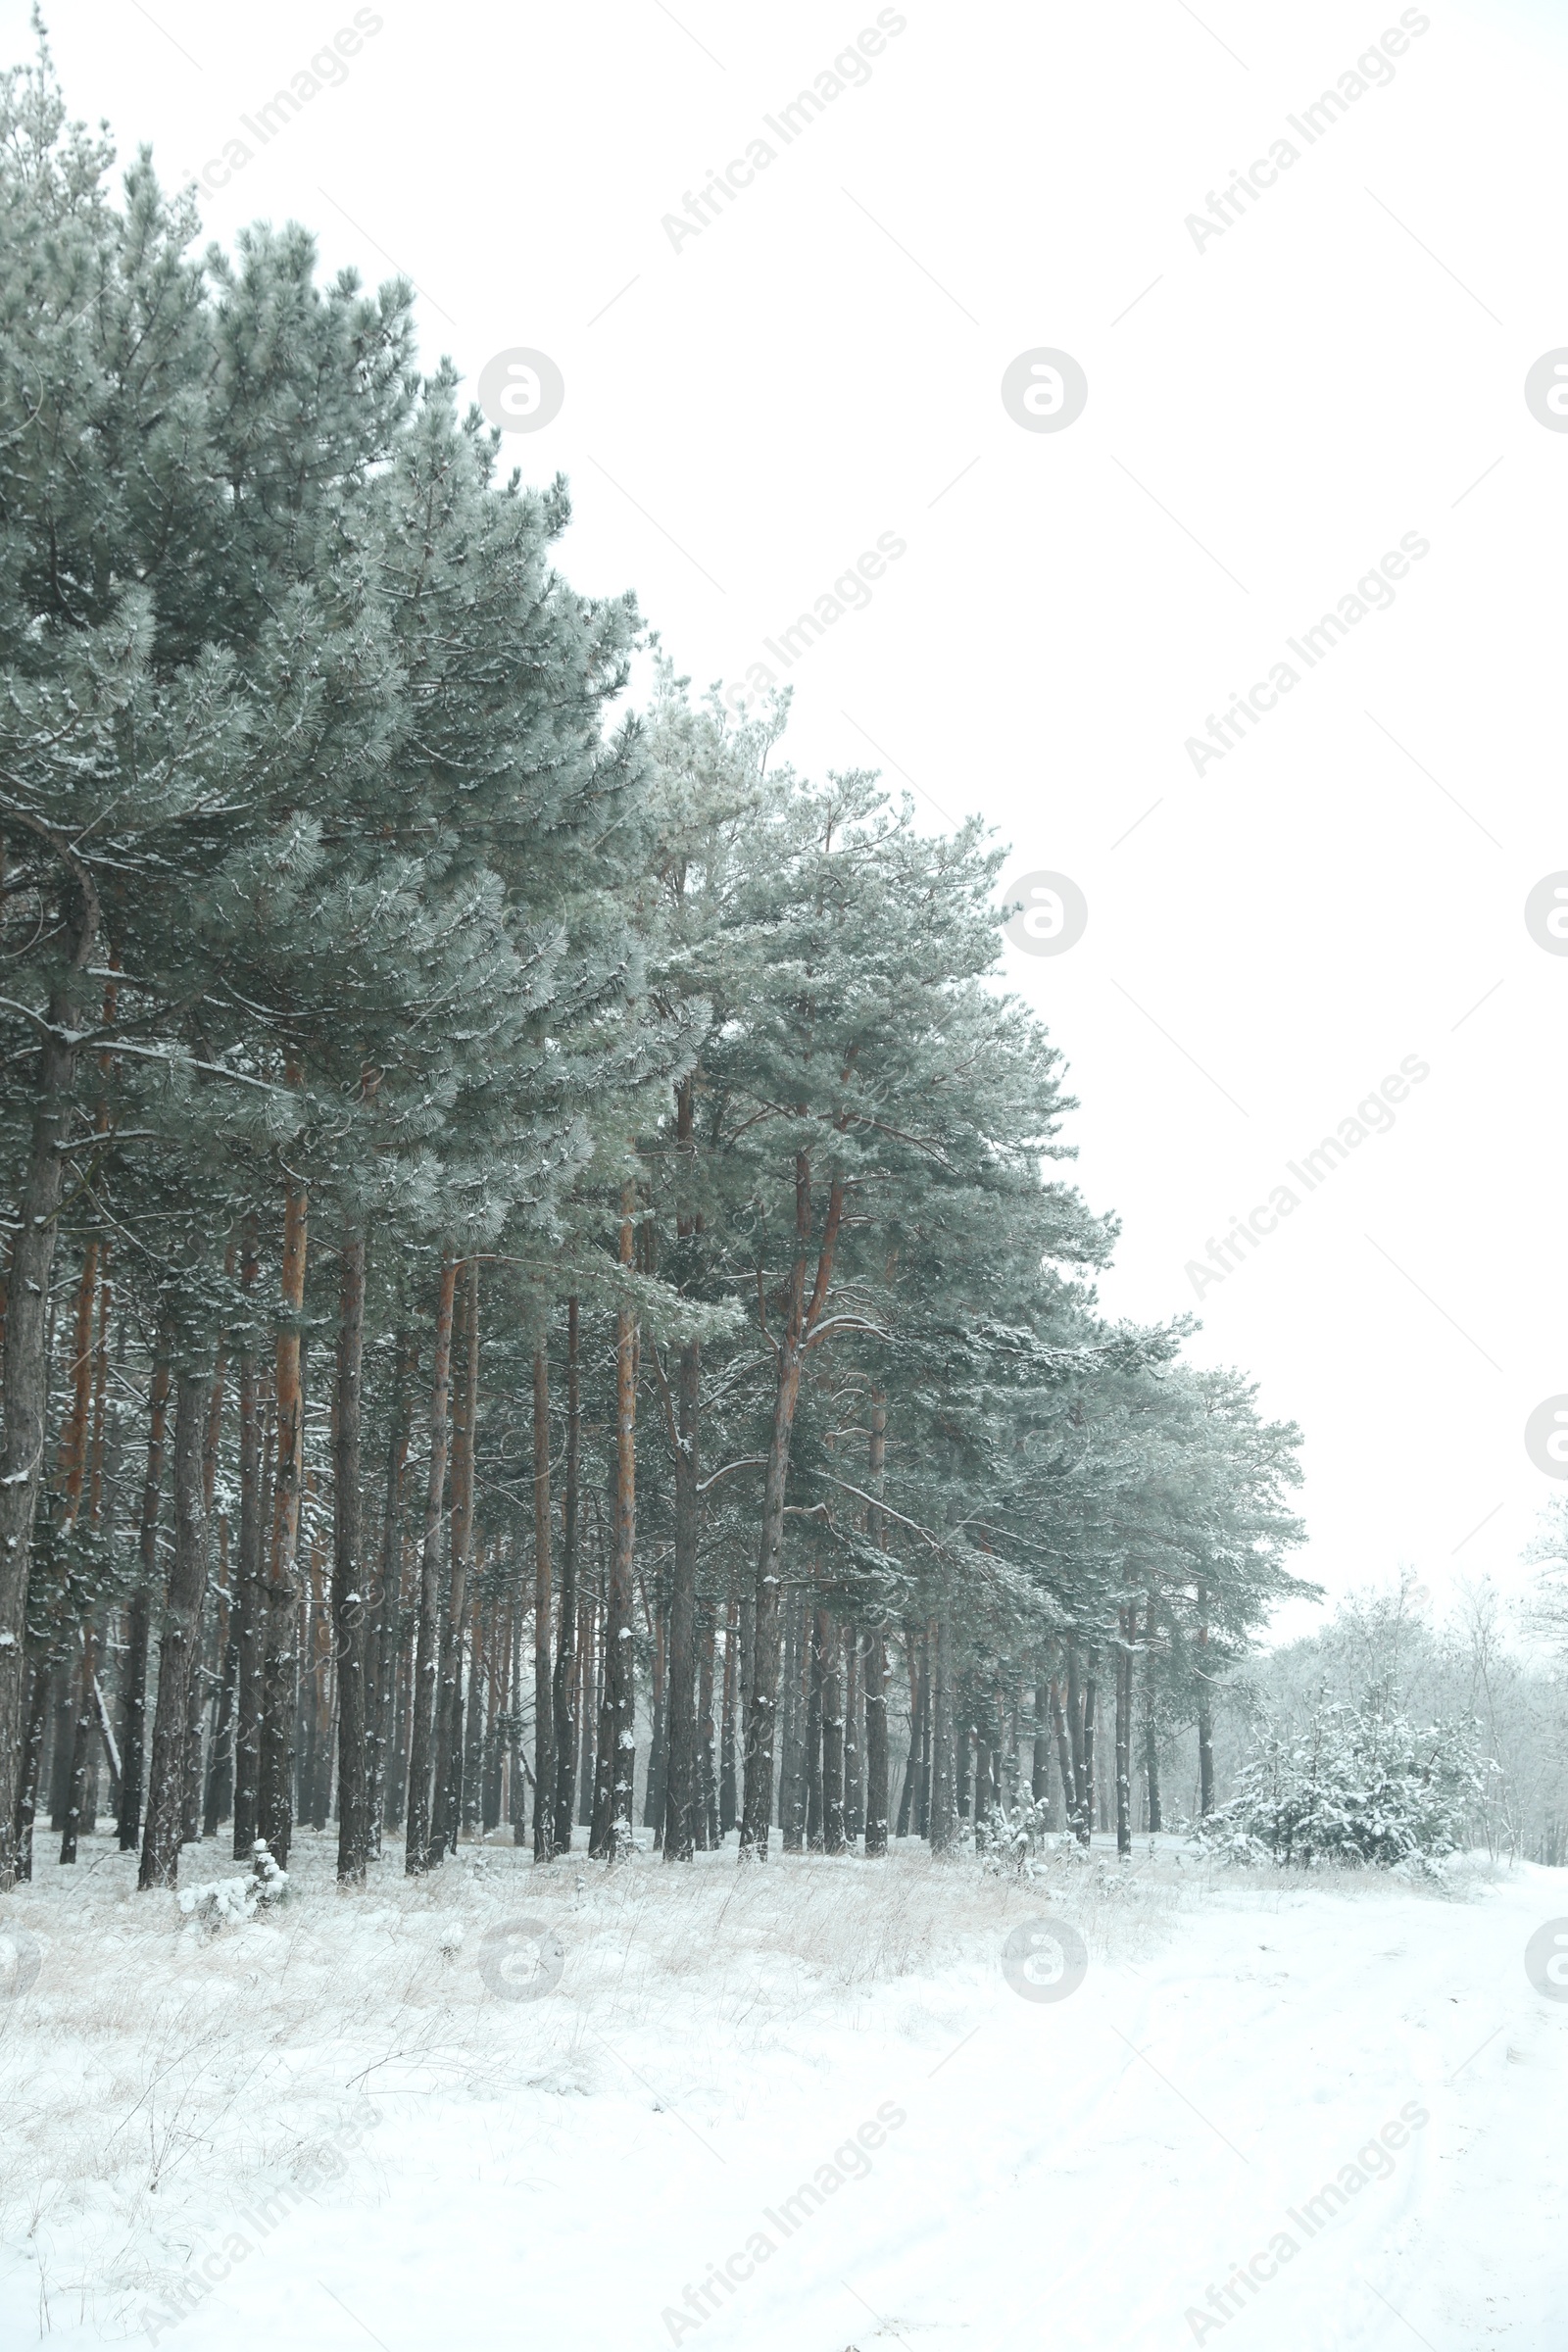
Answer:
[1115,1607,1133,1857]
[780,1585,805,1852]
[1144,1595,1163,1834]
[405,1251,457,1875]
[231,1233,263,1858]
[739,1159,846,1860]
[896,1635,925,1839]
[13,1659,49,1881]
[203,1527,238,1838]
[718,1592,738,1836]
[843,1624,862,1840]
[929,1614,956,1852]
[138,1370,210,1887]
[643,1574,667,1835]
[462,1598,484,1834]
[1080,1652,1098,1847]
[1196,1587,1214,1816]
[52,1239,100,1866]
[259,1178,309,1868]
[805,1590,823,1849]
[577,1583,597,1830]
[368,1334,415,1849]
[662,1331,700,1863]
[1065,1642,1086,1838]
[332,1234,369,1883]
[532,1337,555,1859]
[695,1602,717,1849]
[1049,1674,1074,1832]
[862,1389,891,1858]
[551,1298,579,1852]
[1032,1681,1051,1805]
[120,1341,172,1852]
[431,1257,477,1862]
[602,1190,638,1859]
[820,1607,845,1855]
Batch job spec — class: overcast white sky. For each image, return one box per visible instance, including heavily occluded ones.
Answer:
[11,0,1566,1639]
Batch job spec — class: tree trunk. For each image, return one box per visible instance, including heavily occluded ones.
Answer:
[332,1234,369,1883]
[577,1581,597,1829]
[231,1234,263,1858]
[739,1159,846,1861]
[368,1334,415,1848]
[1115,1608,1133,1857]
[662,1331,700,1863]
[718,1592,738,1836]
[551,1298,579,1852]
[431,1257,477,1862]
[1144,1594,1163,1835]
[13,1659,49,1880]
[259,1178,309,1868]
[202,1528,238,1837]
[1032,1681,1050,1805]
[601,1190,638,1859]
[695,1602,717,1849]
[805,1592,823,1849]
[1196,1591,1215,1817]
[138,1370,210,1887]
[532,1337,555,1859]
[820,1607,845,1855]
[405,1251,457,1875]
[1080,1652,1098,1847]
[779,1585,805,1852]
[929,1614,956,1852]
[120,1342,172,1851]
[844,1624,863,1840]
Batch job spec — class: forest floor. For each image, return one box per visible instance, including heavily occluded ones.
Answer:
[0,1828,1562,2352]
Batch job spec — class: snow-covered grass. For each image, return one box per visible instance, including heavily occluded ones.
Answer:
[1,1827,1562,2349]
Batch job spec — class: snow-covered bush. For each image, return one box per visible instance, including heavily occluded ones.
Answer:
[1197,1691,1488,1870]
[177,1839,290,1931]
[977,1795,1054,1877]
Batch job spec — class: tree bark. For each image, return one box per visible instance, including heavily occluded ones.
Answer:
[0,943,82,1890]
[551,1297,579,1852]
[430,1256,477,1861]
[1196,1588,1214,1816]
[662,1332,700,1863]
[820,1607,845,1854]
[332,1234,369,1883]
[696,1602,717,1849]
[259,1178,309,1868]
[1032,1681,1051,1805]
[929,1614,956,1852]
[1115,1607,1133,1857]
[404,1251,457,1874]
[368,1334,415,1848]
[739,1159,846,1860]
[120,1342,172,1852]
[138,1369,210,1888]
[718,1591,738,1836]
[1144,1592,1163,1835]
[1080,1651,1098,1847]
[603,1189,639,1859]
[532,1336,555,1859]
[231,1234,263,1857]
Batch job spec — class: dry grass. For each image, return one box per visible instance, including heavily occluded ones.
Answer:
[0,1823,1504,2337]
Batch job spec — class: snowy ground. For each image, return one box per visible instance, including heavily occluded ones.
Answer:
[0,1830,1562,2352]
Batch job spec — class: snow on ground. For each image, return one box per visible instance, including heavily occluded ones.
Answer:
[0,1831,1562,2351]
